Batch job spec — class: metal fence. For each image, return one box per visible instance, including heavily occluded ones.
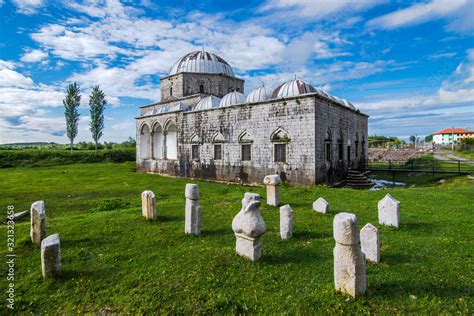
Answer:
[368,159,474,174]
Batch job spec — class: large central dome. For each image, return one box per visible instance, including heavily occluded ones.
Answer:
[169,50,235,77]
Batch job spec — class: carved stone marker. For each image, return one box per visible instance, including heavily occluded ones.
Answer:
[263,175,282,206]
[141,190,156,221]
[378,193,400,228]
[185,184,201,236]
[313,197,329,214]
[232,193,267,261]
[333,212,366,298]
[30,200,46,246]
[360,223,380,263]
[280,204,294,240]
[41,234,61,279]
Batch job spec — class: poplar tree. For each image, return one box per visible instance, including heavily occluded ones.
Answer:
[89,86,107,151]
[63,82,81,154]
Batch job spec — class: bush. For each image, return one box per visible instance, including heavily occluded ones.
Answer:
[89,197,130,212]
[0,148,135,168]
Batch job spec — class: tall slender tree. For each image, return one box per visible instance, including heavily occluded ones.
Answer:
[63,82,81,154]
[89,86,107,151]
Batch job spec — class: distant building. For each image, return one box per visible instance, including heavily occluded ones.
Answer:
[135,50,368,185]
[432,128,474,145]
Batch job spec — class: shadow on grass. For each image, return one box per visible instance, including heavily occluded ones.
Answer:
[264,248,323,265]
[368,280,468,300]
[292,230,332,240]
[399,222,433,233]
[201,228,230,236]
[156,215,182,222]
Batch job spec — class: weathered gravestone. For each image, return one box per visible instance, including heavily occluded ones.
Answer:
[378,193,400,228]
[41,234,61,279]
[30,200,46,246]
[280,204,294,240]
[185,184,201,236]
[141,190,156,221]
[333,212,366,298]
[232,193,267,261]
[313,197,329,214]
[263,175,282,206]
[360,223,380,263]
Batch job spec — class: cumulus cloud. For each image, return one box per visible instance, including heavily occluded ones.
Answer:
[12,0,44,14]
[20,49,48,63]
[366,0,473,34]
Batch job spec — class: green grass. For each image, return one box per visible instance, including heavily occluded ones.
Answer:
[458,151,474,160]
[0,162,472,313]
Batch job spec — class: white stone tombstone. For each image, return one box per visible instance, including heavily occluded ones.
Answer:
[141,190,156,221]
[185,184,201,236]
[263,175,282,206]
[333,212,366,298]
[41,234,61,279]
[313,197,329,214]
[232,193,267,261]
[280,204,294,240]
[378,193,400,228]
[30,200,46,246]
[360,223,380,263]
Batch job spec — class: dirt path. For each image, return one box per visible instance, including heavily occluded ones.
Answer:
[433,149,474,165]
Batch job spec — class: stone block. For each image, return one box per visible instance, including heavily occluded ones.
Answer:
[235,233,262,261]
[313,197,329,214]
[263,175,282,206]
[41,234,61,279]
[333,212,360,245]
[360,223,380,263]
[378,193,400,228]
[280,204,294,240]
[30,200,46,246]
[185,184,201,235]
[141,190,156,221]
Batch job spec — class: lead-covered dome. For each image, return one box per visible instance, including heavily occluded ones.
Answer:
[271,79,316,99]
[193,95,222,111]
[246,85,271,103]
[220,91,245,107]
[170,51,235,77]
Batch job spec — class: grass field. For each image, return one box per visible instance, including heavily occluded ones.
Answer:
[0,162,472,313]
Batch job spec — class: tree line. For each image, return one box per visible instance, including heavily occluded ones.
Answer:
[63,82,107,153]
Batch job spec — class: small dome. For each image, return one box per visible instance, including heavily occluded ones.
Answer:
[170,50,235,77]
[166,102,191,113]
[193,96,222,111]
[271,79,316,99]
[246,85,271,103]
[220,91,245,107]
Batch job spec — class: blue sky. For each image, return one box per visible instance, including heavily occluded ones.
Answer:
[0,0,473,144]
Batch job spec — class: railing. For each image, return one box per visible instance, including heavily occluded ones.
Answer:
[368,159,474,174]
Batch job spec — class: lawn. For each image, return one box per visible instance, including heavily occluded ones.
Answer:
[0,162,472,313]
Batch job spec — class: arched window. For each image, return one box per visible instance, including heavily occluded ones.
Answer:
[212,132,224,161]
[325,129,332,162]
[238,131,253,161]
[271,128,290,163]
[199,84,204,93]
[165,121,177,160]
[140,124,151,159]
[190,133,200,160]
[152,123,163,159]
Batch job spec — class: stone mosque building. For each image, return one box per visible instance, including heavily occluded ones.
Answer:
[135,50,368,185]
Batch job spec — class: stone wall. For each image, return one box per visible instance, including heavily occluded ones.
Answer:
[160,73,244,102]
[136,94,368,186]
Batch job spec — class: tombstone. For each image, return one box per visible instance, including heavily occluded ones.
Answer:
[313,197,329,214]
[263,175,282,206]
[141,190,156,221]
[280,204,294,240]
[333,212,366,298]
[30,200,46,246]
[41,234,61,279]
[378,193,400,228]
[232,193,267,261]
[185,184,201,236]
[360,223,380,263]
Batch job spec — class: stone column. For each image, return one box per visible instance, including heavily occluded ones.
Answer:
[232,193,267,261]
[141,190,156,221]
[333,212,366,298]
[360,223,380,263]
[378,193,400,228]
[30,200,46,246]
[185,184,201,236]
[313,197,329,214]
[41,234,61,279]
[263,175,282,206]
[280,204,294,240]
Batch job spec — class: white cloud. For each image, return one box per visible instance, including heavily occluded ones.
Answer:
[12,0,44,14]
[428,52,457,59]
[366,0,473,33]
[0,61,34,88]
[20,49,49,63]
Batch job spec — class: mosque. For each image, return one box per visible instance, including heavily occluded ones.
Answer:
[135,50,368,185]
